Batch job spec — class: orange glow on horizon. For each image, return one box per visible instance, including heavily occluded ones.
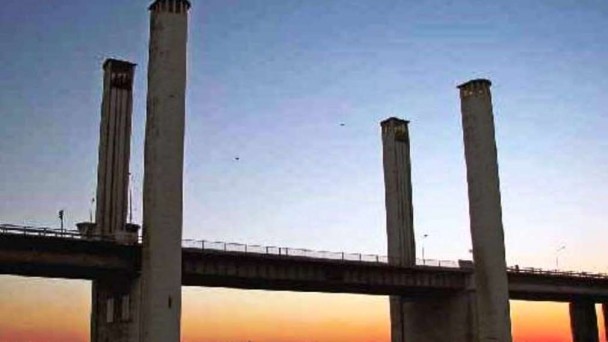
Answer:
[181,287,389,342]
[0,277,90,342]
[599,304,607,342]
[2,276,608,341]
[511,301,571,342]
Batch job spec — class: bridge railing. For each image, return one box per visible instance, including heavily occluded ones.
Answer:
[0,223,119,242]
[507,266,608,280]
[182,238,459,268]
[2,223,607,278]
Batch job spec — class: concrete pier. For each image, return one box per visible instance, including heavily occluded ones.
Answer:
[458,79,512,342]
[90,59,141,342]
[569,300,599,342]
[401,292,477,342]
[91,277,141,342]
[603,304,608,341]
[381,118,476,342]
[140,1,190,341]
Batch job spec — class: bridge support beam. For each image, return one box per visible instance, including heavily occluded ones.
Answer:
[569,300,599,342]
[382,118,476,342]
[140,1,190,342]
[603,304,608,341]
[401,291,477,342]
[458,79,512,342]
[91,278,141,342]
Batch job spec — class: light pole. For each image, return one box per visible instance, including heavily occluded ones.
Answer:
[58,209,64,231]
[421,234,429,265]
[556,245,566,270]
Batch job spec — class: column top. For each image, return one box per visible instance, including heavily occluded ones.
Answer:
[103,58,136,72]
[457,78,492,90]
[381,117,410,127]
[149,0,191,13]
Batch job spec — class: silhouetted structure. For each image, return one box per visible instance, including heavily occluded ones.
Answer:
[603,304,608,341]
[570,300,599,342]
[0,1,607,342]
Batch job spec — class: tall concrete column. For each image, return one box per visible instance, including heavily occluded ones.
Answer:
[140,1,190,342]
[381,118,415,342]
[95,59,136,240]
[90,59,141,342]
[382,117,416,268]
[458,79,512,342]
[381,117,476,342]
[569,300,599,342]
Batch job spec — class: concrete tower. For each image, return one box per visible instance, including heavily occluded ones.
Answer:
[94,59,138,242]
[381,117,415,342]
[382,117,477,342]
[458,79,512,342]
[90,59,141,342]
[140,1,190,341]
[382,117,416,268]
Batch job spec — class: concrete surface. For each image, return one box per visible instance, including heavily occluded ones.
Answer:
[459,79,513,342]
[569,300,599,342]
[140,1,190,342]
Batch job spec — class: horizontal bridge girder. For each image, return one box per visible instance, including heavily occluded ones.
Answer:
[182,249,467,296]
[0,234,139,280]
[1,234,608,301]
[508,273,608,302]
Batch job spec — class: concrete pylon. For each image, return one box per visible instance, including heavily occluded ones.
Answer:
[381,118,477,342]
[569,300,599,342]
[90,59,141,342]
[458,79,512,342]
[603,304,608,341]
[94,59,138,242]
[382,117,416,267]
[381,118,415,342]
[140,1,190,342]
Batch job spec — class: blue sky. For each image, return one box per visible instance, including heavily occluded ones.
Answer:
[1,0,607,272]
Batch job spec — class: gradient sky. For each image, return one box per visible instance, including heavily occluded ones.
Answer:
[1,0,607,341]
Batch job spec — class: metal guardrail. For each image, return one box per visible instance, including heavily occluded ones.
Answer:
[2,223,607,278]
[182,238,458,267]
[507,266,608,280]
[0,223,117,242]
[0,223,457,267]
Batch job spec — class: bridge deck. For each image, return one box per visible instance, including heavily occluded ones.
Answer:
[1,225,608,302]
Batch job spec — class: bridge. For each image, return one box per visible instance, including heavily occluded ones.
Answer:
[2,1,607,342]
[2,224,608,304]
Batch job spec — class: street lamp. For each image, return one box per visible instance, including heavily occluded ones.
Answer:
[421,234,429,265]
[556,245,566,270]
[58,209,64,231]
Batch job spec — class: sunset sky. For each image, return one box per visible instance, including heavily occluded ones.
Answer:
[1,0,607,341]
